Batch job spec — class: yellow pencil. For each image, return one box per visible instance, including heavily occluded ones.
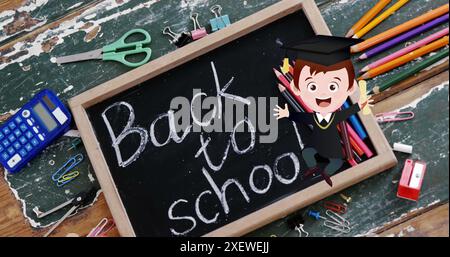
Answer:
[345,0,392,38]
[353,0,410,39]
[351,4,449,53]
[359,36,449,79]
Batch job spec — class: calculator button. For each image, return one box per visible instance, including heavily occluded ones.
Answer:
[1,152,9,161]
[2,140,10,147]
[22,110,30,118]
[0,132,3,140]
[7,147,15,155]
[31,138,39,147]
[2,127,11,135]
[7,153,22,168]
[25,143,33,152]
[13,142,21,150]
[25,131,33,139]
[8,134,16,142]
[8,123,16,130]
[27,119,33,126]
[19,136,27,145]
[33,127,39,134]
[14,116,22,124]
[38,134,44,141]
[19,124,27,132]
[13,129,21,137]
[19,149,28,157]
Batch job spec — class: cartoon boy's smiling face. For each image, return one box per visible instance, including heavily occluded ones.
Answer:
[292,61,357,114]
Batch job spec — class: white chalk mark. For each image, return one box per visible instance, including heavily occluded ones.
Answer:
[168,199,197,236]
[102,102,149,168]
[195,134,231,172]
[273,152,300,185]
[231,118,256,154]
[195,190,219,224]
[291,121,305,150]
[149,112,171,147]
[202,168,250,215]
[249,165,273,194]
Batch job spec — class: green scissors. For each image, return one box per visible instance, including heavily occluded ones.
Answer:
[55,29,152,68]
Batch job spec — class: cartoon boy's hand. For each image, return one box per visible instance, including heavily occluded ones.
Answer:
[358,95,374,109]
[274,104,290,120]
[358,80,374,114]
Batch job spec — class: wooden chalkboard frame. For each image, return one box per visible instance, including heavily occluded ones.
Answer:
[69,0,397,237]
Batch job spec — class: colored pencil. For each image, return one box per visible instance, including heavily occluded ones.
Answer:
[351,4,449,53]
[280,66,293,81]
[371,48,449,94]
[346,123,373,158]
[343,101,368,140]
[361,27,449,72]
[346,0,392,38]
[371,60,448,103]
[278,84,304,113]
[359,36,449,79]
[359,15,449,60]
[273,68,313,112]
[274,67,366,157]
[353,0,410,39]
[338,112,357,165]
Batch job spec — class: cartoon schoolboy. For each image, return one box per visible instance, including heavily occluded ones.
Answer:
[274,35,372,187]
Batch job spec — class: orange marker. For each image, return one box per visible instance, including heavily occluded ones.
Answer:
[359,36,449,79]
[351,4,449,53]
[346,0,392,38]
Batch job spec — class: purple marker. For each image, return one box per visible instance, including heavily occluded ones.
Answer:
[359,14,449,60]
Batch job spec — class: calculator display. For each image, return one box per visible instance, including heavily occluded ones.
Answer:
[33,102,57,132]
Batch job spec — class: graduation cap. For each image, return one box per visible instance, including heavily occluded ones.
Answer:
[281,35,363,66]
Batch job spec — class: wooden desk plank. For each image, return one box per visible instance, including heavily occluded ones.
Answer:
[379,204,449,237]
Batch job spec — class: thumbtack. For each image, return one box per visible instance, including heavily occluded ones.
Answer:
[307,210,325,221]
[340,193,352,203]
[67,138,82,151]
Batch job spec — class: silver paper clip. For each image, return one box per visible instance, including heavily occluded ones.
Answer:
[52,153,84,187]
[323,210,351,234]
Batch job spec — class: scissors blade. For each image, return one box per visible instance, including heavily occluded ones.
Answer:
[56,48,103,64]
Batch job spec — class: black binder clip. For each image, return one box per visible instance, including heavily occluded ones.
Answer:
[287,214,309,237]
[163,26,192,47]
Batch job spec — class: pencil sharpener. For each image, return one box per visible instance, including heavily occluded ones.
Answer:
[209,5,231,32]
[397,159,427,201]
[190,13,208,40]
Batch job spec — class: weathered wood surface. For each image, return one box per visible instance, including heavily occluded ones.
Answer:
[0,0,448,237]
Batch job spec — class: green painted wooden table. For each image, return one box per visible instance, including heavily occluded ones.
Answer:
[0,0,448,237]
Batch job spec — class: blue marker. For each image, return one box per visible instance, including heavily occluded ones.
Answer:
[0,89,72,173]
[343,101,367,140]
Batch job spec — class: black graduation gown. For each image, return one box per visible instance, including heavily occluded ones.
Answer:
[289,104,360,159]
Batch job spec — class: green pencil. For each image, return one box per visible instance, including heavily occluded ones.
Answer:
[371,48,449,94]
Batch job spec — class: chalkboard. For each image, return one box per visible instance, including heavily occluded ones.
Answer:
[69,0,396,237]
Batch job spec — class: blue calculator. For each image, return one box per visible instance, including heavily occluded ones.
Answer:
[0,89,72,173]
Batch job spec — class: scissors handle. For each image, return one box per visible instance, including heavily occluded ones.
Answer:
[102,29,152,67]
[102,29,151,53]
[102,47,152,68]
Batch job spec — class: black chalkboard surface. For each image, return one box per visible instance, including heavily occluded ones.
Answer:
[87,10,334,236]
